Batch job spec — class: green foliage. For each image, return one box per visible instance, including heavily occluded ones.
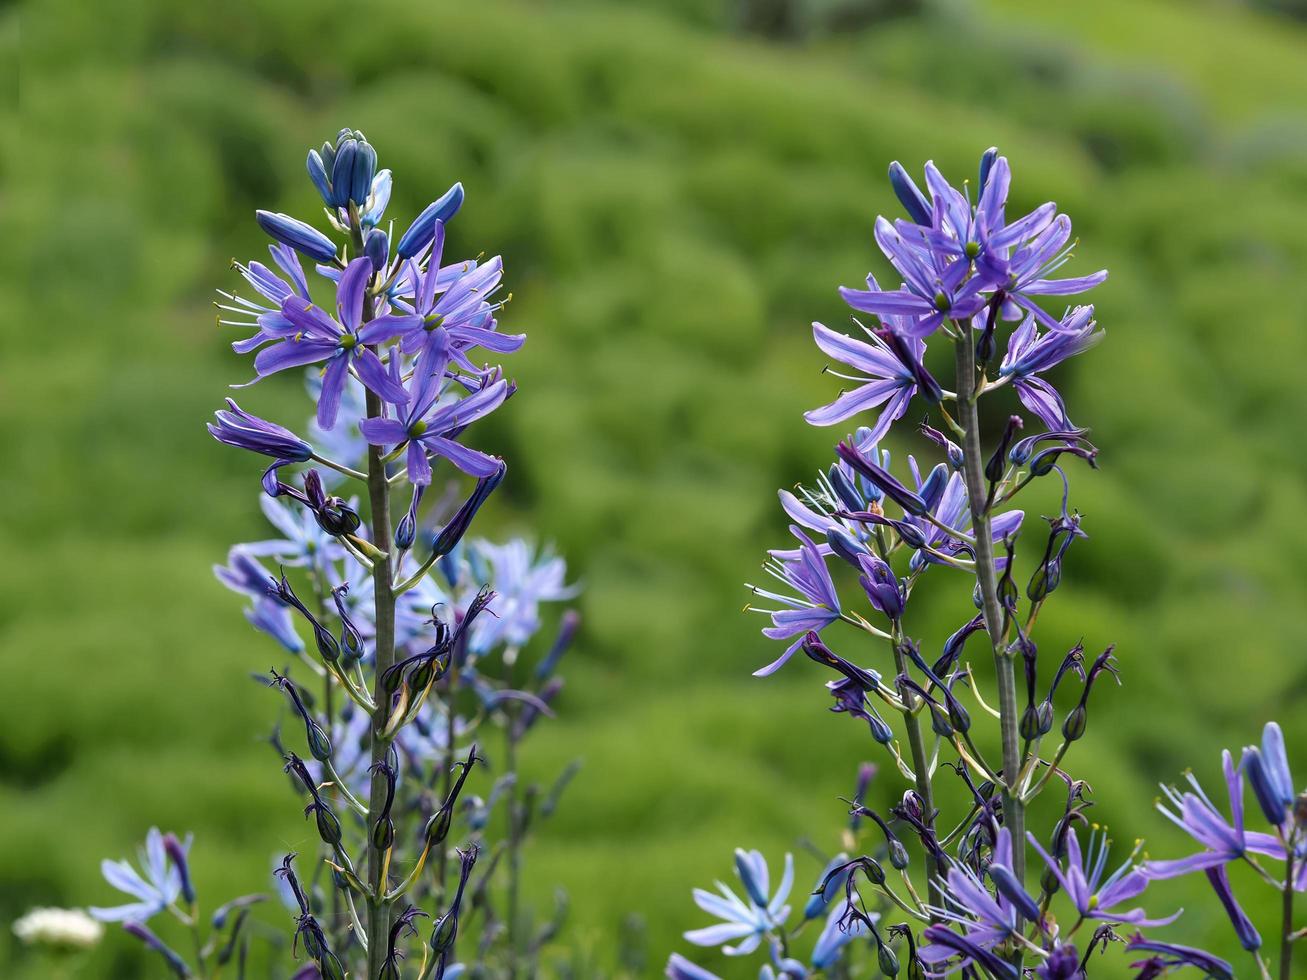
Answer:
[7,0,1307,974]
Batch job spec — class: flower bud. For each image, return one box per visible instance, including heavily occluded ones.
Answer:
[307,149,333,205]
[424,806,452,847]
[1020,703,1042,741]
[734,849,770,907]
[1062,704,1087,742]
[162,833,195,905]
[888,161,931,226]
[877,941,900,977]
[836,442,927,516]
[397,183,465,259]
[254,211,337,263]
[364,228,389,272]
[887,837,910,870]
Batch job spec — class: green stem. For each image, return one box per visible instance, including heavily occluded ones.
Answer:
[1283,849,1296,980]
[952,324,1025,886]
[504,658,523,977]
[891,629,942,914]
[357,233,398,974]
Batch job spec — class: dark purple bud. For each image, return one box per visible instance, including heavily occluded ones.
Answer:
[395,484,425,552]
[921,422,964,470]
[1030,444,1097,477]
[1125,936,1233,980]
[271,576,340,663]
[976,291,1004,363]
[369,754,398,851]
[162,833,195,905]
[803,632,881,694]
[986,416,1024,485]
[1020,703,1043,741]
[330,584,365,665]
[990,862,1041,922]
[397,183,465,259]
[364,227,389,272]
[1205,865,1261,951]
[124,921,192,978]
[430,461,506,558]
[1010,429,1093,467]
[836,442,927,515]
[255,211,337,263]
[209,400,314,462]
[271,670,333,760]
[934,614,985,677]
[888,161,932,226]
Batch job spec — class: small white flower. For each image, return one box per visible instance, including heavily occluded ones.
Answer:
[12,907,104,950]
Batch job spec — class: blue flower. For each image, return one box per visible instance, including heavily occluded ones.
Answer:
[1144,750,1286,879]
[464,539,577,654]
[803,320,924,442]
[90,828,189,923]
[358,358,511,485]
[684,850,793,957]
[999,307,1103,430]
[252,258,417,430]
[747,527,842,677]
[1027,828,1176,926]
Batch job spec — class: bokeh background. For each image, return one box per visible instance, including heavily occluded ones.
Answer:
[9,0,1307,974]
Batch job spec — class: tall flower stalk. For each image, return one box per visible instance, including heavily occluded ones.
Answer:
[91,130,582,979]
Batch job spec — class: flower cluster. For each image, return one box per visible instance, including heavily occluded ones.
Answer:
[92,130,582,978]
[676,149,1299,978]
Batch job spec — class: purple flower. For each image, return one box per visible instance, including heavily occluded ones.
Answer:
[208,399,313,461]
[1144,750,1287,879]
[748,526,843,676]
[1027,828,1176,926]
[253,258,416,429]
[389,221,523,370]
[803,320,923,442]
[358,356,510,485]
[840,235,986,340]
[976,212,1107,332]
[216,244,311,355]
[999,307,1102,430]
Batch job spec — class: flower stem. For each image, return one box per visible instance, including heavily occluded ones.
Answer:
[891,628,942,914]
[1283,849,1296,980]
[362,298,399,974]
[952,324,1025,886]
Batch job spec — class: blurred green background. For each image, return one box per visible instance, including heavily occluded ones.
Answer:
[8,0,1307,974]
